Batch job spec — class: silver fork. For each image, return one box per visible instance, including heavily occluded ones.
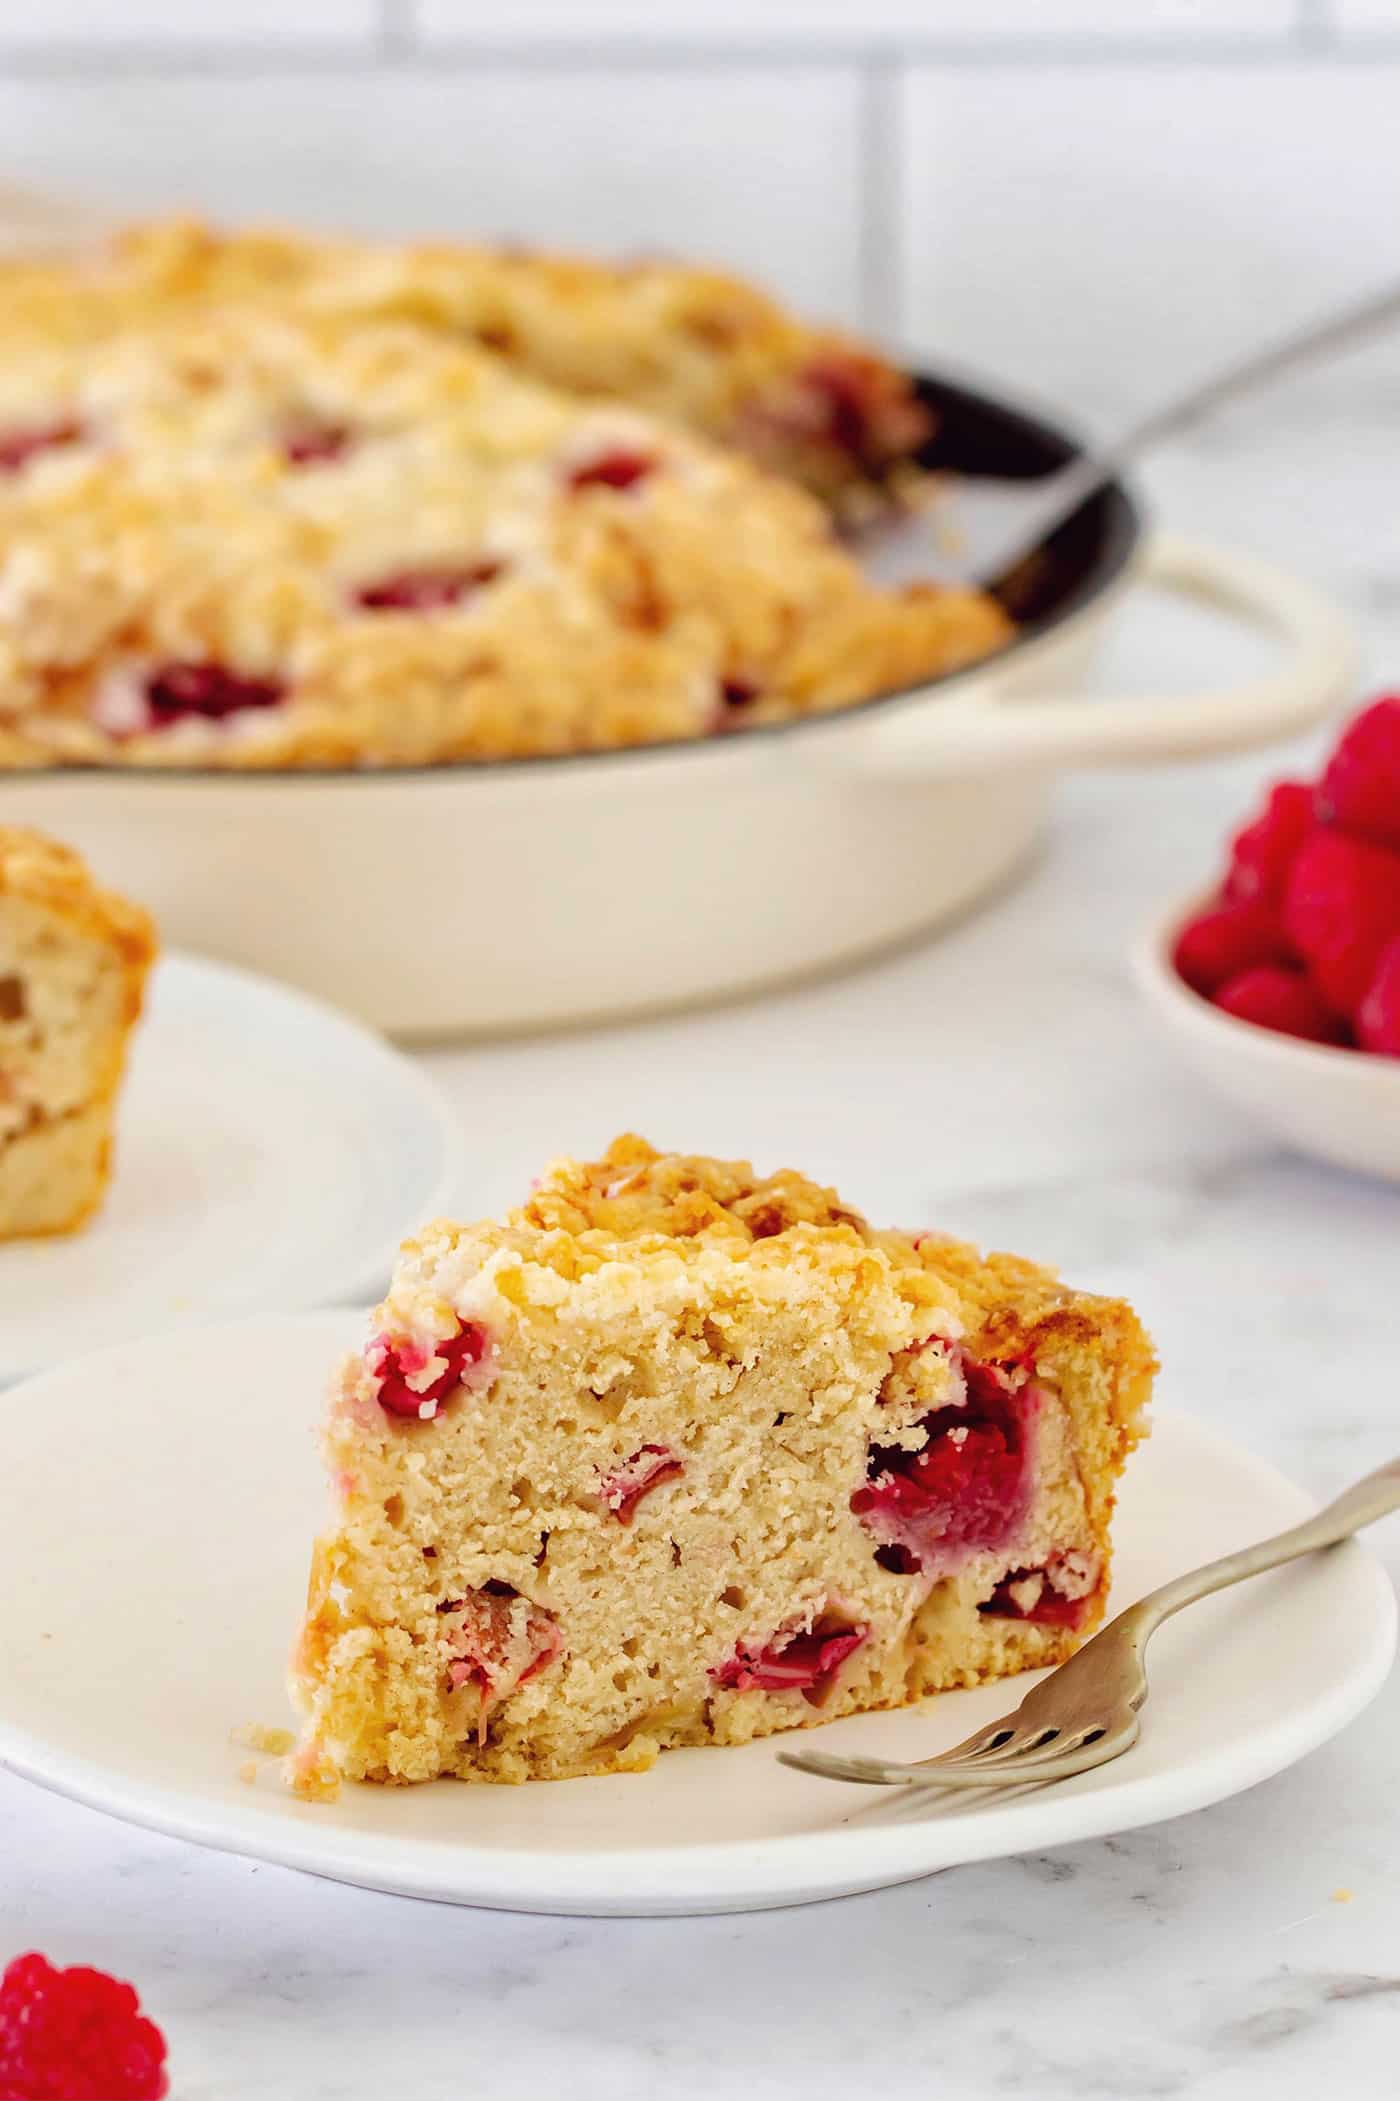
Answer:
[859,277,1400,590]
[780,1456,1400,1793]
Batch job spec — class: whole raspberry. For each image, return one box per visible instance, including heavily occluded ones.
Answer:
[1213,966,1347,1046]
[0,1953,168,2100]
[1224,780,1314,906]
[1172,901,1293,998]
[1315,694,1400,851]
[1358,935,1400,1057]
[1283,829,1400,1017]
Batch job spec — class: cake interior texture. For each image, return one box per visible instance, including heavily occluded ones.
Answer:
[291,1137,1155,1793]
[0,826,155,1239]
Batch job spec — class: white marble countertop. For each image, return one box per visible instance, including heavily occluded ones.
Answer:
[3,429,1398,2098]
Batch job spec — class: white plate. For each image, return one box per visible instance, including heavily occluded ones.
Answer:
[0,1312,1391,1918]
[0,959,461,1381]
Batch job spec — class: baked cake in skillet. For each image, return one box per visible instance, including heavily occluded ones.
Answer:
[290,1137,1154,1794]
[0,216,936,509]
[0,304,1008,769]
[0,826,155,1238]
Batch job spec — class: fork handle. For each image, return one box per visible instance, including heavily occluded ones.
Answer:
[1129,1455,1400,1638]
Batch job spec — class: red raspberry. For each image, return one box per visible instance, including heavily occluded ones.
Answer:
[369,1322,490,1420]
[0,420,82,474]
[354,561,503,612]
[1223,780,1314,906]
[1172,901,1293,998]
[1315,695,1400,851]
[0,1952,168,2100]
[280,416,351,466]
[1213,966,1347,1045]
[1358,936,1400,1056]
[146,661,286,725]
[711,1617,868,1707]
[566,448,656,492]
[598,1445,684,1523]
[1283,829,1400,1017]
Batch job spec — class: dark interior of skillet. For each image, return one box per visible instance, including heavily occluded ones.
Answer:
[909,367,1142,635]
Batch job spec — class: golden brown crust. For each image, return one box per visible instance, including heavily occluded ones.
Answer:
[0,825,157,1013]
[0,223,1009,773]
[0,215,934,499]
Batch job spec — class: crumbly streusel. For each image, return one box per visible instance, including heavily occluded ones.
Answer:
[0,223,1010,771]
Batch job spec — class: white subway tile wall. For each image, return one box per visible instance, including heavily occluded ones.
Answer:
[1329,1,1400,31]
[0,68,865,315]
[0,1,378,45]
[0,0,1395,433]
[415,1,1304,42]
[899,64,1400,418]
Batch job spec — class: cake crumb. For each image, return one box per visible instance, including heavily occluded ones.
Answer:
[237,1760,258,1786]
[1331,1887,1354,1904]
[287,1742,342,1803]
[231,1722,295,1756]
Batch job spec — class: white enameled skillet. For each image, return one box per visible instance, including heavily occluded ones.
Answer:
[7,370,1355,1038]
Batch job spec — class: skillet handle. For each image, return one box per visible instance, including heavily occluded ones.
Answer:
[845,532,1357,775]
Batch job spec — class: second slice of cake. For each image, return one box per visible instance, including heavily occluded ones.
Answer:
[291,1137,1155,1791]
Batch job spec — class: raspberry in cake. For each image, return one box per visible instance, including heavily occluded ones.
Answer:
[290,1137,1155,1791]
[0,216,935,509]
[0,307,1008,771]
[0,826,156,1238]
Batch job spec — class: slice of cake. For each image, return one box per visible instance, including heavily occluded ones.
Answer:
[0,826,156,1237]
[290,1137,1154,1793]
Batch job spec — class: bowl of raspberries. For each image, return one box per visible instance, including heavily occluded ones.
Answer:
[1136,693,1400,1181]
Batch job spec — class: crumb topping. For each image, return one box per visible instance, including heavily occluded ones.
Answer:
[0,222,1010,771]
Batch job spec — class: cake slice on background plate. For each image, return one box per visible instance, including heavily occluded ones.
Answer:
[0,826,156,1239]
[290,1137,1155,1795]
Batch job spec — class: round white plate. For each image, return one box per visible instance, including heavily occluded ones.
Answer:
[0,1312,1391,1917]
[0,960,461,1381]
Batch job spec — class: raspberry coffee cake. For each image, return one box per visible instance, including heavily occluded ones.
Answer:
[0,224,1010,770]
[291,1138,1154,1793]
[0,215,934,507]
[0,827,155,1237]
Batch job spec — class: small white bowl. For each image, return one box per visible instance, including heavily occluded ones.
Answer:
[1133,893,1400,1183]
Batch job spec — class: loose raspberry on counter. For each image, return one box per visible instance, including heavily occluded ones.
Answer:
[1224,780,1313,907]
[1283,829,1400,1018]
[1315,695,1400,852]
[369,1321,491,1420]
[1213,966,1347,1046]
[1358,936,1400,1056]
[0,1952,168,2101]
[1172,902,1293,999]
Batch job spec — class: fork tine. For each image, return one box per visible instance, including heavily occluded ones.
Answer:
[777,1749,918,1787]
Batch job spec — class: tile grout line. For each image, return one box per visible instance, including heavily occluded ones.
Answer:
[2,36,1400,77]
[1295,0,1338,50]
[378,0,417,59]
